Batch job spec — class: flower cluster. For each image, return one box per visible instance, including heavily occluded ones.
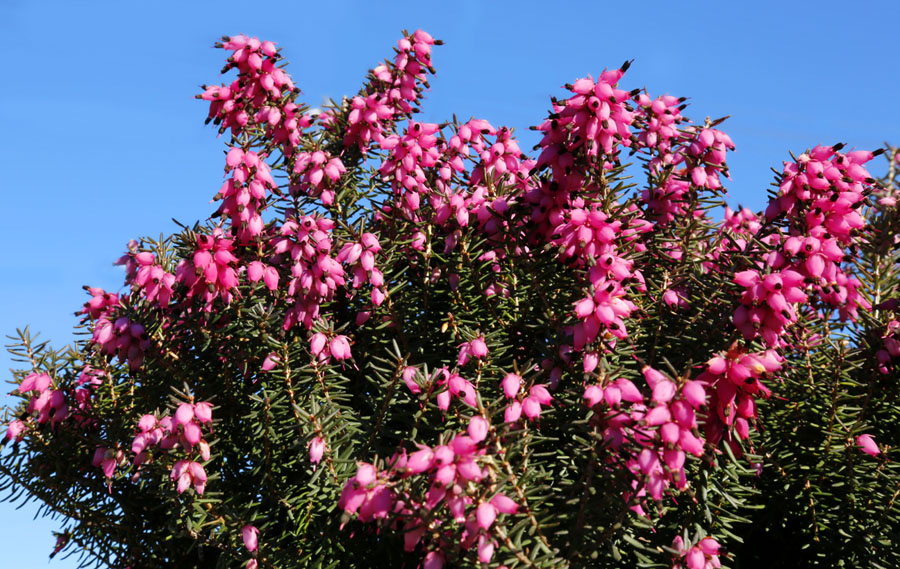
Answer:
[633,93,685,153]
[271,214,345,330]
[81,277,152,370]
[340,417,518,566]
[291,149,346,206]
[336,231,386,308]
[732,268,808,347]
[92,447,126,486]
[631,94,735,226]
[379,121,441,216]
[246,260,279,291]
[538,68,635,164]
[130,402,214,494]
[734,145,877,346]
[17,373,67,426]
[469,126,525,188]
[199,35,299,142]
[671,535,722,569]
[342,30,437,152]
[309,331,353,363]
[456,336,488,366]
[565,208,647,348]
[766,145,875,233]
[175,228,240,308]
[679,127,734,191]
[80,287,121,320]
[431,367,477,410]
[523,66,656,358]
[437,118,528,207]
[585,367,707,510]
[119,251,176,307]
[256,100,311,158]
[720,206,762,250]
[4,367,103,444]
[503,381,553,423]
[697,346,782,446]
[70,367,103,428]
[92,315,151,370]
[215,148,277,241]
[641,176,692,226]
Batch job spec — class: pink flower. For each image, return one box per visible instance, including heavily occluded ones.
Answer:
[698,537,720,556]
[475,502,497,529]
[309,437,325,466]
[857,434,881,457]
[574,297,595,318]
[226,147,244,168]
[171,460,207,495]
[467,416,489,443]
[241,524,259,552]
[477,535,495,563]
[4,419,27,442]
[137,414,157,433]
[310,333,328,356]
[19,373,51,394]
[641,365,667,388]
[522,396,542,420]
[402,366,421,394]
[583,351,599,372]
[174,403,195,427]
[194,402,213,424]
[457,337,489,365]
[407,447,435,474]
[470,337,488,358]
[183,422,202,446]
[198,440,211,461]
[247,261,265,283]
[422,551,443,569]
[530,384,552,405]
[504,401,523,423]
[682,381,706,408]
[490,493,518,514]
[584,384,604,407]
[329,335,352,360]
[501,373,521,398]
[261,352,280,371]
[92,447,123,480]
[356,463,377,486]
[685,546,705,569]
[652,379,677,404]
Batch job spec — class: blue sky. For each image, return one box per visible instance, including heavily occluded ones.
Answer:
[2,1,898,566]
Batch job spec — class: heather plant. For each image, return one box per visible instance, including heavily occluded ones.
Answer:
[2,30,899,569]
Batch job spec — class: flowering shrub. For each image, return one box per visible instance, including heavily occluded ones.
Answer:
[3,31,900,569]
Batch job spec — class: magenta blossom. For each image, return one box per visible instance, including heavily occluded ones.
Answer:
[242,525,259,552]
[857,434,881,457]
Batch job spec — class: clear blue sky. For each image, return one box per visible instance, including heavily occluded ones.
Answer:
[2,1,898,566]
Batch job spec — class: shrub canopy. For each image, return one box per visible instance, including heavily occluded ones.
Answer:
[3,30,900,569]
